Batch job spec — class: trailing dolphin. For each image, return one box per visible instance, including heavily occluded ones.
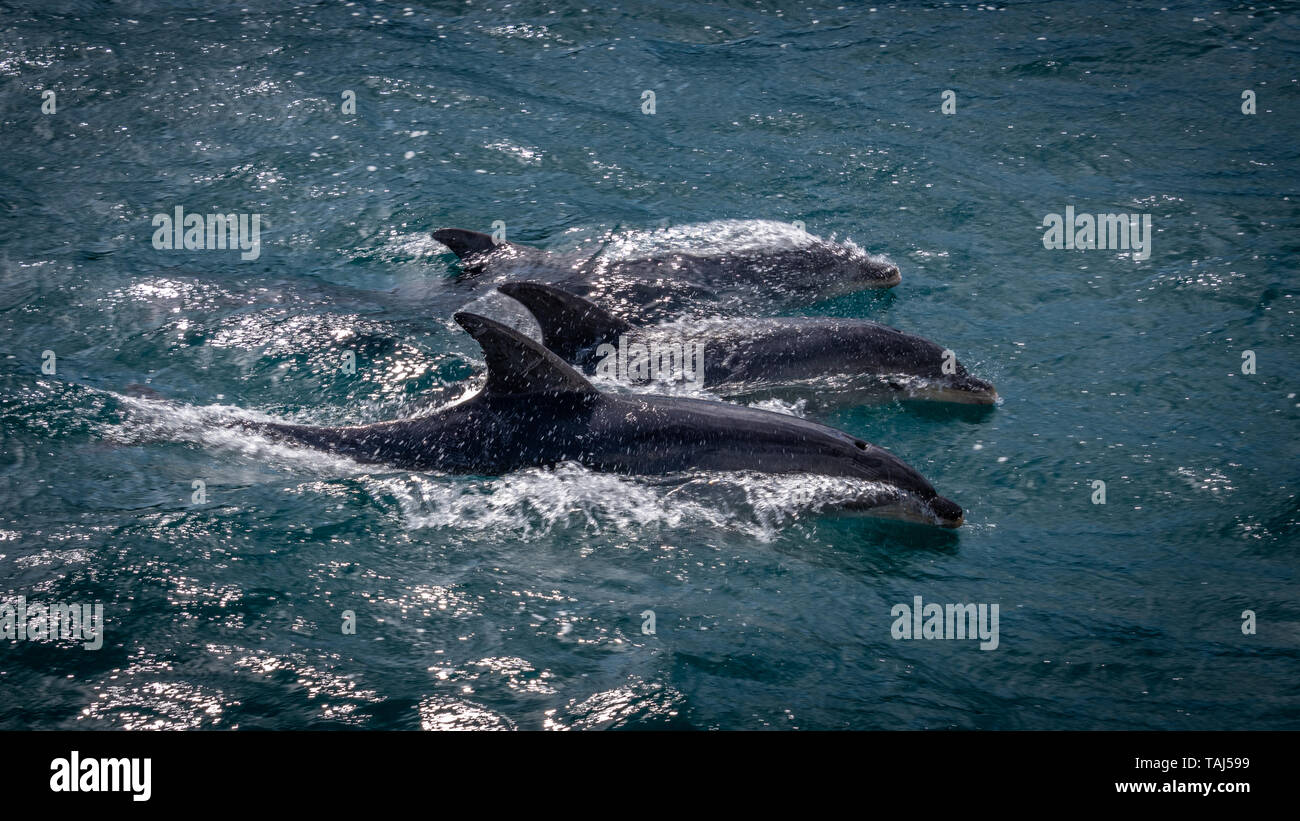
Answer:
[431,219,901,321]
[497,281,998,406]
[242,311,964,528]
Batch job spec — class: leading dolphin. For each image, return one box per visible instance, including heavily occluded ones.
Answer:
[432,219,901,321]
[243,311,965,528]
[498,281,998,406]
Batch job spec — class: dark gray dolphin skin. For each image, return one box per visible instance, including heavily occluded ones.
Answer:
[245,311,964,528]
[431,225,901,320]
[498,281,998,405]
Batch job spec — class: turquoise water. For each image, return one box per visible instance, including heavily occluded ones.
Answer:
[0,1,1297,729]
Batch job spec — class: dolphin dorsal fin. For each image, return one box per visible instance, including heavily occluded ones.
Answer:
[432,228,500,260]
[454,311,598,398]
[497,281,633,360]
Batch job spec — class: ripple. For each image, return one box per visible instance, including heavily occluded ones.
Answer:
[417,696,516,731]
[544,679,686,730]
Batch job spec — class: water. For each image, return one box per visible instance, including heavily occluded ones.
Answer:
[1,0,1297,730]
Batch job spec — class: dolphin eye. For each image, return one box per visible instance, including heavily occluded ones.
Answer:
[854,440,868,451]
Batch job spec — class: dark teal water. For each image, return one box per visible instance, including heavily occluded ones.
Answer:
[1,1,1297,730]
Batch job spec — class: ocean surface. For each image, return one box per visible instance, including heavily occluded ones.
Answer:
[1,0,1297,730]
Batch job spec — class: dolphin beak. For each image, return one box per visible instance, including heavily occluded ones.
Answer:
[899,377,998,405]
[948,384,999,405]
[930,496,964,528]
[866,264,901,288]
[959,377,999,405]
[844,493,964,528]
[856,258,901,289]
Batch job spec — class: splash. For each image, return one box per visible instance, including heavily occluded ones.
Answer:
[593,219,870,260]
[106,393,374,476]
[370,464,921,542]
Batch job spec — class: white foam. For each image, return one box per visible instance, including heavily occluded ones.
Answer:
[371,464,915,543]
[588,219,872,260]
[107,393,371,476]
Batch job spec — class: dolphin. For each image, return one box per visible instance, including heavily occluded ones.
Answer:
[497,281,998,406]
[243,311,965,528]
[431,220,901,321]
